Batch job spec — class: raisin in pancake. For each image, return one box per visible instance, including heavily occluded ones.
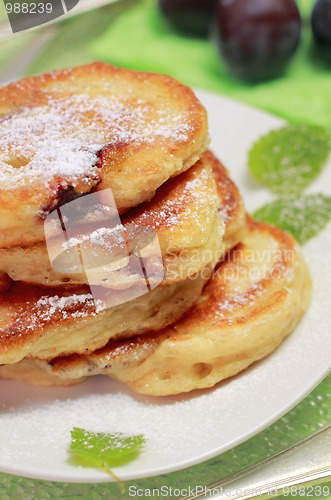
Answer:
[0,62,208,248]
[0,152,245,289]
[0,273,11,293]
[4,220,311,393]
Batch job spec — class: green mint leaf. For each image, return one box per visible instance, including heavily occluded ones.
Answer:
[70,427,145,468]
[253,194,331,244]
[248,125,331,194]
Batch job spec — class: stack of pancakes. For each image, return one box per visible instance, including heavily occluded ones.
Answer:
[0,63,311,396]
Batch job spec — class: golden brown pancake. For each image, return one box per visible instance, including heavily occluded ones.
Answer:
[0,152,246,289]
[0,63,208,248]
[0,273,209,365]
[0,152,228,288]
[0,154,247,366]
[2,220,311,393]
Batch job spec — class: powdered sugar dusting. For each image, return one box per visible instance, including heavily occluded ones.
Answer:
[217,284,263,314]
[0,292,104,340]
[218,190,237,223]
[129,164,218,234]
[35,294,103,322]
[208,282,263,327]
[0,94,193,190]
[62,225,125,251]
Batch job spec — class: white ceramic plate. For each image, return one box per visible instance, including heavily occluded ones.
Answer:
[0,90,330,483]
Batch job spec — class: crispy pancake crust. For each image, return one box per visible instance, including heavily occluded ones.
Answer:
[0,152,235,288]
[8,220,311,394]
[0,63,208,248]
[0,155,247,366]
[0,274,209,365]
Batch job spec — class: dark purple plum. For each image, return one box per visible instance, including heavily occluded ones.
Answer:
[312,0,331,63]
[215,0,302,81]
[159,0,218,37]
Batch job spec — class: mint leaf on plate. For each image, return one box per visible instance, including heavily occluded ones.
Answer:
[248,125,331,194]
[253,194,331,244]
[69,427,145,484]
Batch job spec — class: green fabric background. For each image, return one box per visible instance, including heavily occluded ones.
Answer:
[0,0,330,498]
[90,0,331,128]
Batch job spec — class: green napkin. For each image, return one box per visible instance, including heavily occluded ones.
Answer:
[91,0,331,128]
